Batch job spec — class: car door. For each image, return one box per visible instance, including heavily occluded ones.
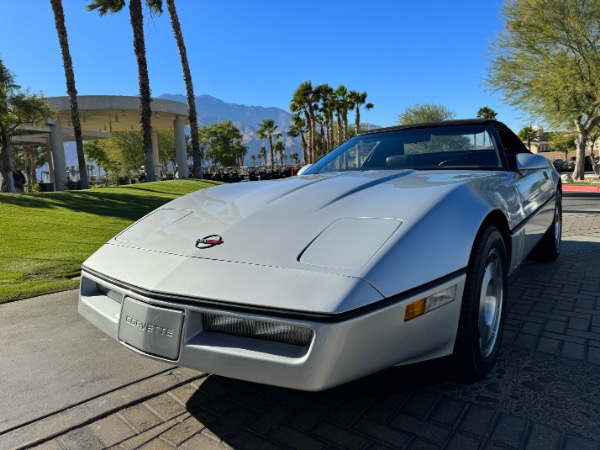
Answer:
[492,123,556,268]
[513,161,555,259]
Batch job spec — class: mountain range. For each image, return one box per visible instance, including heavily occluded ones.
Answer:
[159,93,302,159]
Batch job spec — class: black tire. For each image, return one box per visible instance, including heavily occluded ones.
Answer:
[533,193,562,262]
[454,225,508,383]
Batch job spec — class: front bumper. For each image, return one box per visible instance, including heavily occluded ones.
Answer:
[79,270,465,391]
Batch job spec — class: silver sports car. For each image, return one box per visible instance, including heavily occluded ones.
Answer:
[79,119,561,391]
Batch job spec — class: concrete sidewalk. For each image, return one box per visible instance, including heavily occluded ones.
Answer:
[2,196,600,450]
[0,291,174,435]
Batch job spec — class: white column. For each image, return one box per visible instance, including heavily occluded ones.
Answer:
[151,128,162,180]
[49,119,67,191]
[174,117,188,179]
[46,141,55,185]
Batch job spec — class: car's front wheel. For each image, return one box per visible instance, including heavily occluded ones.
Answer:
[454,225,508,383]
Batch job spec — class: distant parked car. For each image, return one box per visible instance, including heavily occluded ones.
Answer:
[552,159,566,172]
[567,156,596,172]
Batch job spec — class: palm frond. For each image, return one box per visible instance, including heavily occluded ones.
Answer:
[87,0,126,15]
[146,0,163,14]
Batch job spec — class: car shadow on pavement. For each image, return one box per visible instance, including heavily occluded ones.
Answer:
[177,252,600,448]
[181,358,459,448]
[561,239,600,255]
[340,356,456,395]
[180,347,600,449]
[173,245,600,448]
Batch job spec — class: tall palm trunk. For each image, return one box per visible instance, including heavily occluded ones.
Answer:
[342,105,349,142]
[355,106,361,137]
[129,0,155,182]
[300,132,308,164]
[318,121,325,158]
[0,125,15,192]
[166,0,202,178]
[327,111,335,151]
[50,0,89,190]
[307,105,316,164]
[268,135,274,167]
[335,111,343,147]
[355,106,362,166]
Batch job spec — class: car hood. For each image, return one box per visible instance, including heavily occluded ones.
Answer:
[84,170,509,313]
[106,170,501,274]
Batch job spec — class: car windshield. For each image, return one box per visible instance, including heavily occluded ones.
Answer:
[304,124,502,174]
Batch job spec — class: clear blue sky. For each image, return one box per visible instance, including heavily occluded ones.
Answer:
[0,0,528,132]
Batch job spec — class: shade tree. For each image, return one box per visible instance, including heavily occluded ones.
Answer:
[0,58,55,192]
[486,0,600,180]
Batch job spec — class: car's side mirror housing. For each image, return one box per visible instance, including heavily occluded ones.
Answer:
[296,164,313,176]
[516,153,550,171]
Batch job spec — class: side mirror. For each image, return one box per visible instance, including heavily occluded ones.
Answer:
[516,153,550,171]
[296,164,313,176]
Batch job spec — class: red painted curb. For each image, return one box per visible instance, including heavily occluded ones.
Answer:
[562,185,600,193]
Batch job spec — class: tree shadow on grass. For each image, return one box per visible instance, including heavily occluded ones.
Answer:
[0,184,220,222]
[0,192,170,221]
[1,181,222,221]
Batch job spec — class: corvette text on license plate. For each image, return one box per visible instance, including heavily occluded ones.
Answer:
[118,297,184,360]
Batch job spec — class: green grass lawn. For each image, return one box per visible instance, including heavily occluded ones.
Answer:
[0,179,219,303]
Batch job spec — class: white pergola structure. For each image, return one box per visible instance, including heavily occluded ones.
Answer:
[12,95,190,190]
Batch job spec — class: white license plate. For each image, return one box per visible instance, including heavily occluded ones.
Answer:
[118,298,184,360]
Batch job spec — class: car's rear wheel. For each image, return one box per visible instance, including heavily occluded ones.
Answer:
[533,193,562,261]
[454,225,507,383]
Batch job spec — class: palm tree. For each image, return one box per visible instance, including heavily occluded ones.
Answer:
[347,90,373,167]
[335,85,352,143]
[518,126,539,151]
[258,146,267,166]
[287,114,308,164]
[165,0,201,178]
[87,0,162,182]
[314,112,326,159]
[273,140,285,166]
[477,107,497,147]
[349,90,374,137]
[257,119,280,167]
[250,154,256,166]
[316,84,335,152]
[476,106,498,120]
[290,81,320,164]
[50,0,89,189]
